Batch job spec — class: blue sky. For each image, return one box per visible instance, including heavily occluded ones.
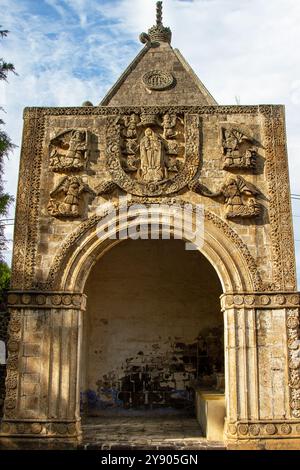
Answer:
[1,0,300,285]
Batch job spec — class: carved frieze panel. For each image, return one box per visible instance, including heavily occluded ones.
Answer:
[221,127,258,170]
[0,420,79,438]
[221,293,300,310]
[49,129,91,172]
[106,112,200,197]
[190,175,261,220]
[226,420,300,439]
[7,292,87,310]
[47,176,95,218]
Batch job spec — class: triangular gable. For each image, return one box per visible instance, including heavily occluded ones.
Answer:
[100,42,217,107]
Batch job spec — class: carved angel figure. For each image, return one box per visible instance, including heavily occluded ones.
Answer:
[162,113,177,139]
[47,176,94,218]
[123,114,138,139]
[50,130,90,172]
[190,176,260,219]
[222,128,257,169]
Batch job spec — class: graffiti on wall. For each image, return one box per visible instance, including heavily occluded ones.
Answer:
[82,326,224,415]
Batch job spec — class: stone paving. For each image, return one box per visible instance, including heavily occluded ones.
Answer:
[80,415,225,450]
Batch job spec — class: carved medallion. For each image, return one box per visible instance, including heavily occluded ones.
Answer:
[49,129,91,172]
[249,424,260,436]
[106,113,200,197]
[221,127,257,170]
[142,70,174,90]
[280,423,292,435]
[48,176,95,218]
[265,423,277,435]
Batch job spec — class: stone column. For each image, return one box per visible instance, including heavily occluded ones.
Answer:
[222,292,300,449]
[0,291,85,448]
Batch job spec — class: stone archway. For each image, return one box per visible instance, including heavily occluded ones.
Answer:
[81,238,224,418]
[49,204,258,293]
[2,199,298,448]
[45,203,259,444]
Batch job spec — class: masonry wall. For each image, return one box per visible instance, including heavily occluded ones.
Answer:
[81,239,223,415]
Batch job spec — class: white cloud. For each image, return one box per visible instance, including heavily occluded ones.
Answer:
[1,0,300,285]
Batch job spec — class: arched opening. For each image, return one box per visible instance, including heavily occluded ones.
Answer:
[80,238,224,442]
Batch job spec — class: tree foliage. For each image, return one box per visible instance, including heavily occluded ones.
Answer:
[0,27,15,287]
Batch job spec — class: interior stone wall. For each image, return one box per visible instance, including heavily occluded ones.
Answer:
[82,238,223,415]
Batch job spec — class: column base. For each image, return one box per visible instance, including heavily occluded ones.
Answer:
[0,419,82,449]
[0,436,80,450]
[226,438,300,450]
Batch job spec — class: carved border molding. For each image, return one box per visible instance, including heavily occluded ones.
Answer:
[226,421,300,439]
[221,293,299,310]
[11,110,46,289]
[0,420,79,438]
[287,309,300,419]
[23,105,263,119]
[43,204,261,291]
[7,292,87,311]
[3,309,21,420]
[261,106,296,291]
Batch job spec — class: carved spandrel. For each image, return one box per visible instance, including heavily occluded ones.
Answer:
[47,176,95,218]
[221,127,257,170]
[190,175,261,220]
[49,129,91,172]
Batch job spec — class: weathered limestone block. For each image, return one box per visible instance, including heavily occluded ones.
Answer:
[0,293,86,443]
[222,294,300,445]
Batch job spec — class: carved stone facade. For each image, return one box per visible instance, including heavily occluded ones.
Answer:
[1,2,299,451]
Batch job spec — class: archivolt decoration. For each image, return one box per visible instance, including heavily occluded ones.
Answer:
[43,205,262,292]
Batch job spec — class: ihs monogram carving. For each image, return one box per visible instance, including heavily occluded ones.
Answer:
[49,129,91,172]
[221,127,257,170]
[47,176,95,218]
[106,112,200,197]
[190,175,261,220]
[142,70,175,91]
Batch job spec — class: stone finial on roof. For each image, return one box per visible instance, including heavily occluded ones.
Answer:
[140,1,172,45]
[156,1,163,25]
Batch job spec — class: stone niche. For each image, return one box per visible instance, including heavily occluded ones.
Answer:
[81,239,223,415]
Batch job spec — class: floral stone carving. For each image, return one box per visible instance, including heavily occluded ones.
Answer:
[47,176,95,218]
[221,127,257,170]
[190,175,261,219]
[49,129,91,172]
[106,112,200,197]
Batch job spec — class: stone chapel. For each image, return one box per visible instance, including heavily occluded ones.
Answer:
[0,1,299,450]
